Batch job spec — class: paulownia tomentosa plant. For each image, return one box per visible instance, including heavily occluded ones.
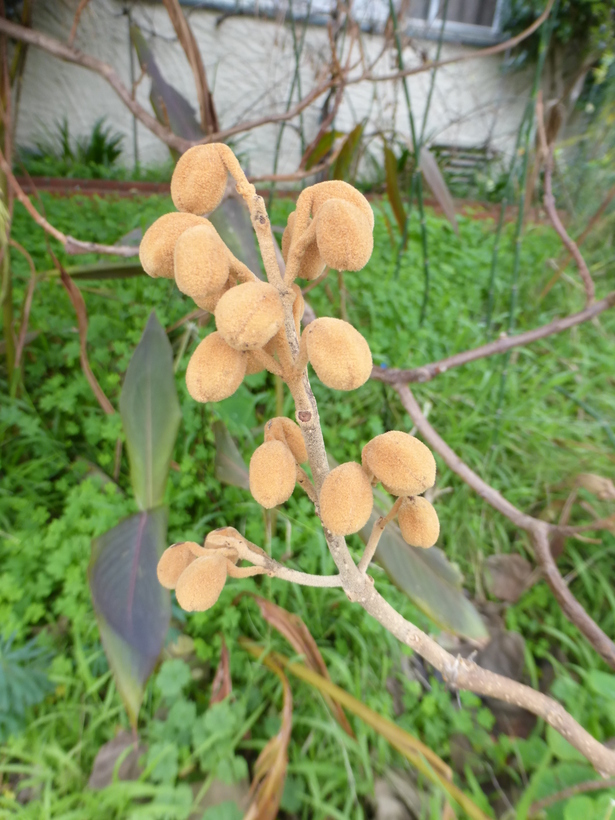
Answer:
[137,145,615,780]
[139,142,440,613]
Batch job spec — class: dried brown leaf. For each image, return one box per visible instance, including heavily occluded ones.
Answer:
[243,654,292,820]
[59,266,115,415]
[577,474,615,501]
[250,595,355,737]
[210,637,232,704]
[88,730,146,789]
[419,147,458,235]
[484,554,534,603]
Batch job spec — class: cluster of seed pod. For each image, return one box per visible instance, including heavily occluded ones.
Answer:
[139,143,375,402]
[140,143,442,609]
[157,528,265,612]
[262,428,440,549]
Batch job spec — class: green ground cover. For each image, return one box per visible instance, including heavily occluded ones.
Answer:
[1,191,615,819]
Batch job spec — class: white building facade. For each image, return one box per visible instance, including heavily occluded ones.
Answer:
[14,0,532,178]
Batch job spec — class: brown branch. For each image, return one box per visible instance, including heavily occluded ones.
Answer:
[537,95,595,306]
[539,182,615,301]
[371,291,615,384]
[56,259,115,415]
[394,383,615,670]
[0,17,188,153]
[10,238,37,370]
[0,147,139,257]
[67,0,92,46]
[528,777,615,817]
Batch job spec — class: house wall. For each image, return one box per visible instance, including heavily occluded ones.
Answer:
[14,0,533,178]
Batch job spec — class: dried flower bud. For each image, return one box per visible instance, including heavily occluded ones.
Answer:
[264,417,308,463]
[157,541,200,589]
[171,144,228,215]
[140,212,207,279]
[174,223,230,302]
[305,317,372,391]
[215,281,285,351]
[362,431,436,497]
[319,462,373,536]
[282,212,326,281]
[249,440,297,508]
[186,331,246,403]
[175,553,228,612]
[398,496,440,549]
[307,180,374,230]
[316,199,373,271]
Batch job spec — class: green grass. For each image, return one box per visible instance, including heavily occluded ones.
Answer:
[1,190,614,818]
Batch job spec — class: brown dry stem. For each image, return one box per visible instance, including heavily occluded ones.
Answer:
[357,497,403,573]
[537,94,595,306]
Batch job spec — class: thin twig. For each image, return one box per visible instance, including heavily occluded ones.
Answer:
[358,497,402,573]
[371,291,615,385]
[0,147,138,257]
[67,0,92,46]
[539,182,615,300]
[296,465,317,503]
[394,383,615,670]
[537,97,595,305]
[528,776,615,817]
[11,238,37,373]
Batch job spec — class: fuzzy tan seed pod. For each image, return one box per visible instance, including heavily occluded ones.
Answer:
[292,284,305,328]
[157,542,201,589]
[282,212,326,281]
[398,496,440,549]
[140,212,208,279]
[193,281,231,313]
[215,281,285,351]
[249,440,297,508]
[171,144,228,215]
[174,223,230,302]
[305,317,372,391]
[175,553,228,612]
[186,331,246,403]
[362,431,436,497]
[319,462,373,536]
[315,199,373,272]
[308,180,374,230]
[264,417,308,463]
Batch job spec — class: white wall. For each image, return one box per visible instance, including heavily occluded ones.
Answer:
[14,0,533,177]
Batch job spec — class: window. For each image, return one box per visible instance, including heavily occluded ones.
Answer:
[175,0,505,44]
[405,0,505,43]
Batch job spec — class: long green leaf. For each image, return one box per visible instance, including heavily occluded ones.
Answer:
[303,130,342,171]
[384,144,406,234]
[89,507,171,726]
[362,488,488,641]
[120,312,181,510]
[333,123,365,182]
